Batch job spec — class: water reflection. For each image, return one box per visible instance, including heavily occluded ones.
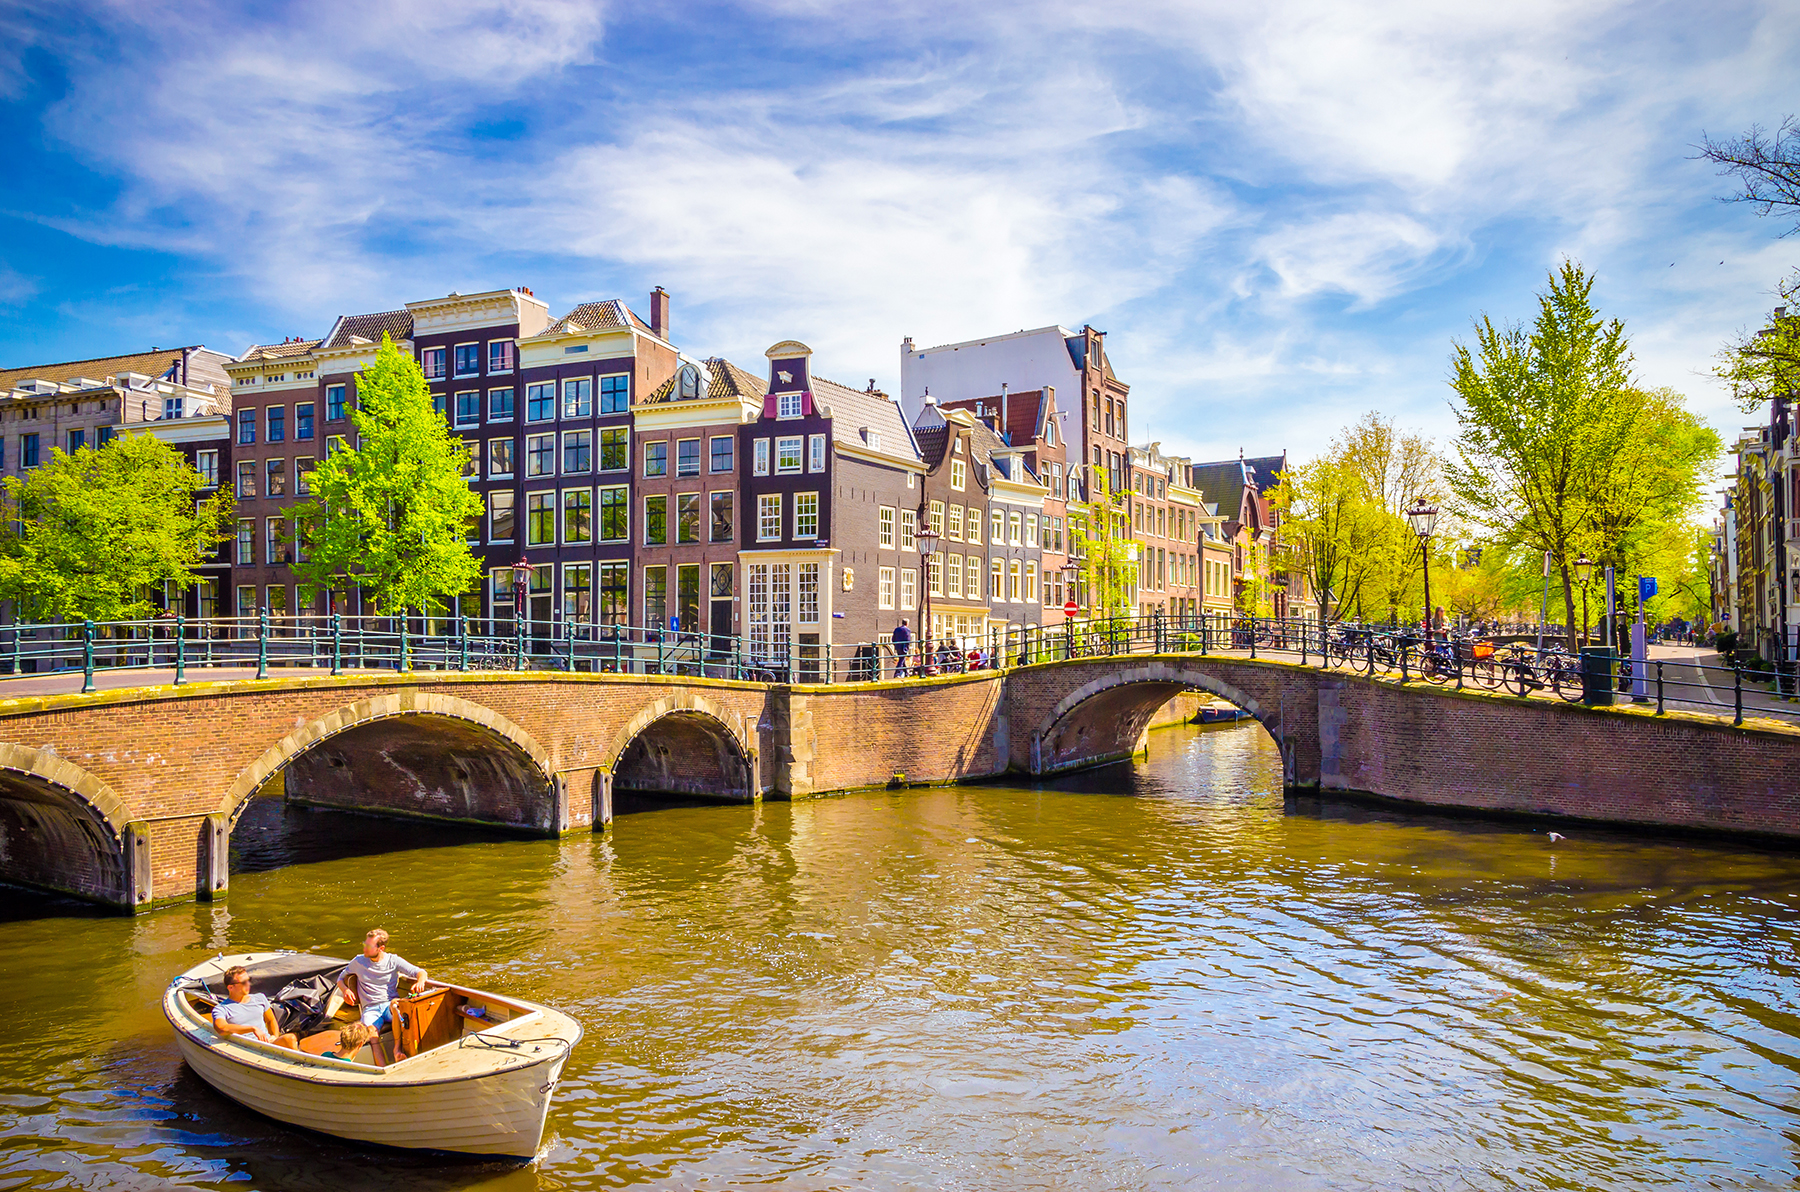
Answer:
[2,721,1799,1190]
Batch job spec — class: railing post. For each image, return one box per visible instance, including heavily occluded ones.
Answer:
[1249,617,1257,660]
[398,612,411,673]
[81,620,95,693]
[1734,666,1743,726]
[1399,635,1408,683]
[1300,619,1308,666]
[9,622,18,676]
[256,607,269,679]
[1655,660,1664,715]
[460,616,470,672]
[565,617,576,671]
[1201,614,1209,655]
[331,613,343,676]
[516,614,526,671]
[174,615,186,685]
[1454,639,1463,689]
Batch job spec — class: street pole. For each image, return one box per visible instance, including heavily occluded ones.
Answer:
[1536,550,1550,656]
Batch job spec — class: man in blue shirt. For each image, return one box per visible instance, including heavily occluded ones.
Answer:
[212,965,299,1049]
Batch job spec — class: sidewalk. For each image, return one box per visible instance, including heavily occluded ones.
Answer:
[0,664,390,699]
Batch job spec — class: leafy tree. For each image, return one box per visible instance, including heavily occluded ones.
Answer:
[1714,274,1800,413]
[1271,454,1375,623]
[293,334,483,617]
[0,433,233,622]
[1071,468,1136,618]
[1446,262,1637,649]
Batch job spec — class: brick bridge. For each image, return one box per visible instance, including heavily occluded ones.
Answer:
[1,656,1796,911]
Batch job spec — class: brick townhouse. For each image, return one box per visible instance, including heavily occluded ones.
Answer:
[1187,453,1308,620]
[1126,442,1206,623]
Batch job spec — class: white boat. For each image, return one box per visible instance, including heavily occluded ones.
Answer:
[163,951,582,1159]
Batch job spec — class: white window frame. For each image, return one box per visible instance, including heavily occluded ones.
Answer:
[991,508,1004,543]
[794,491,819,539]
[878,566,896,609]
[777,391,803,419]
[947,553,964,598]
[900,568,917,611]
[951,458,965,491]
[1010,559,1023,602]
[1026,561,1038,602]
[947,504,964,542]
[1027,515,1039,548]
[966,507,981,544]
[420,346,446,380]
[488,339,515,374]
[562,376,593,419]
[776,436,803,474]
[1010,510,1023,545]
[966,556,980,600]
[758,493,782,541]
[754,438,771,476]
[901,508,916,552]
[453,341,480,378]
[808,434,826,473]
[991,558,1004,603]
[878,506,895,549]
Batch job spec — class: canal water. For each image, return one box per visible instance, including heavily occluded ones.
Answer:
[4,721,1800,1190]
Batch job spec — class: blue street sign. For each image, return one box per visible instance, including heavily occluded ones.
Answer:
[1639,576,1658,601]
[670,615,680,630]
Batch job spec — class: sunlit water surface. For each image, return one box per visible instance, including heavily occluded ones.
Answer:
[3,722,1800,1191]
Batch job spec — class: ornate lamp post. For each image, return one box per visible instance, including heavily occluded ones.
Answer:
[1405,498,1440,645]
[509,562,534,630]
[1574,555,1594,647]
[918,524,940,658]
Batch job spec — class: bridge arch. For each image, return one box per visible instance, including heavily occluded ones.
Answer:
[1029,660,1282,776]
[0,743,134,906]
[218,690,558,834]
[606,692,754,801]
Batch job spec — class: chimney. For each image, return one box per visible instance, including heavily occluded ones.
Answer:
[650,287,670,340]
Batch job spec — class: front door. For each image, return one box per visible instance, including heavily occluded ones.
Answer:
[709,563,733,657]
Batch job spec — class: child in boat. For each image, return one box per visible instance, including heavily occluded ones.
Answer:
[334,927,429,1033]
[324,1022,378,1061]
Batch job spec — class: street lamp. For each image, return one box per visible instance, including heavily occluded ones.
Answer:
[1574,555,1594,646]
[918,524,940,657]
[1405,498,1439,644]
[509,562,535,632]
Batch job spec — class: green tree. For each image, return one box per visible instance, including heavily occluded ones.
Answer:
[293,335,483,617]
[0,433,233,622]
[1446,262,1638,649]
[1071,468,1135,618]
[1714,274,1800,413]
[1270,454,1376,623]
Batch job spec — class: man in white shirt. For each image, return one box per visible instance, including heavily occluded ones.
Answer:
[335,927,429,1032]
[212,965,299,1049]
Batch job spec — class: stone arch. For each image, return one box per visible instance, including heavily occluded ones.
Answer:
[218,690,558,833]
[1030,661,1281,776]
[0,743,133,907]
[606,692,754,801]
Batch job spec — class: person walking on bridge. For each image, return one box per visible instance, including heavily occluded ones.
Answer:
[892,618,912,678]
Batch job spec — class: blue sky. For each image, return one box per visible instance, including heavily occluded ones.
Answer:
[1,0,1795,469]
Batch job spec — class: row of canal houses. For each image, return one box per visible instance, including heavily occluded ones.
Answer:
[0,285,1306,669]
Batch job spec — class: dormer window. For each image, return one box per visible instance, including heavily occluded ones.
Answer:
[777,391,802,419]
[677,364,701,400]
[953,437,963,453]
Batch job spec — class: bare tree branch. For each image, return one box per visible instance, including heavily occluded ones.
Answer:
[1695,116,1800,235]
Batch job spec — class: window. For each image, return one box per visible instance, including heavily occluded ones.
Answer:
[991,509,1004,543]
[992,558,1005,602]
[562,429,592,474]
[799,562,820,624]
[1050,462,1061,498]
[758,493,782,541]
[563,489,592,544]
[677,438,701,476]
[600,427,627,471]
[526,433,554,477]
[808,434,826,473]
[644,565,668,630]
[878,506,895,548]
[266,517,286,562]
[96,426,112,447]
[710,491,733,542]
[878,566,895,609]
[754,438,770,475]
[928,554,942,597]
[20,433,37,469]
[265,406,285,443]
[266,458,286,498]
[1026,561,1038,602]
[1026,515,1039,548]
[235,519,254,565]
[238,409,256,445]
[488,340,515,374]
[488,387,515,421]
[645,441,668,476]
[453,343,480,377]
[951,458,965,491]
[454,391,480,428]
[421,347,446,380]
[563,562,591,625]
[600,561,628,626]
[776,436,803,473]
[929,500,944,536]
[676,493,701,543]
[947,504,963,542]
[749,564,770,657]
[163,395,184,420]
[295,457,313,496]
[901,508,916,551]
[432,392,448,419]
[599,485,628,541]
[562,377,592,419]
[677,564,701,632]
[900,568,917,610]
[295,402,314,440]
[527,382,556,422]
[527,492,556,545]
[489,491,515,542]
[1010,511,1023,544]
[327,384,347,421]
[795,492,819,539]
[644,494,668,544]
[600,374,629,414]
[195,449,219,486]
[237,460,257,498]
[966,507,981,544]
[947,553,963,598]
[488,438,514,479]
[710,436,733,473]
[777,391,802,419]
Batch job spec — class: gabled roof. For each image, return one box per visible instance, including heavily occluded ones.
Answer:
[1241,454,1286,493]
[537,300,651,339]
[913,403,1036,485]
[641,357,768,405]
[815,375,919,461]
[939,389,1049,448]
[321,310,413,350]
[0,347,193,390]
[236,339,321,363]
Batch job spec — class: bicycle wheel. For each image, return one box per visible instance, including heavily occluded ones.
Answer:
[1552,660,1584,702]
[1471,658,1500,690]
[1505,661,1534,697]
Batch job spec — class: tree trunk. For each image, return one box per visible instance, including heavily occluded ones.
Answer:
[1560,565,1578,652]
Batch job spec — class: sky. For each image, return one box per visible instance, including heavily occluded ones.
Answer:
[0,0,1796,470]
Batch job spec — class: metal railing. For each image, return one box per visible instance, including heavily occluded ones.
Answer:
[0,612,1790,728]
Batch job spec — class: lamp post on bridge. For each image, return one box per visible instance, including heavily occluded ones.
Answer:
[1405,498,1440,646]
[918,524,940,664]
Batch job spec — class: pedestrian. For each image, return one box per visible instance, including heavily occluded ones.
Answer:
[892,618,912,678]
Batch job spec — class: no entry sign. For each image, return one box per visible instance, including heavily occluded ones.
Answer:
[1063,600,1078,617]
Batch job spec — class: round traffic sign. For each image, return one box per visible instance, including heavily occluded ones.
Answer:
[1063,600,1078,617]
